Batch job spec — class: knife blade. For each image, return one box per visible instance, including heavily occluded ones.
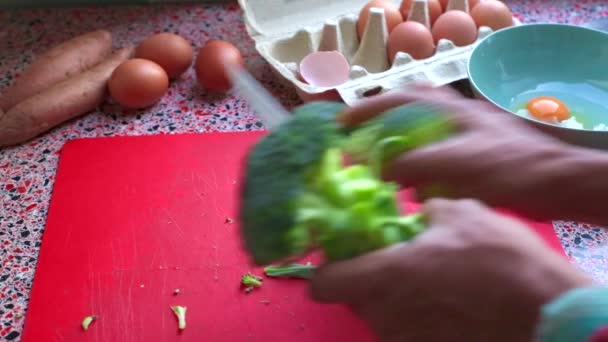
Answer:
[225,64,291,131]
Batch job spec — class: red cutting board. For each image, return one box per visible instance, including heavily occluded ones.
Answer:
[21,132,566,342]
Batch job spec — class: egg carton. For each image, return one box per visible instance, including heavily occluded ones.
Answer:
[238,0,522,105]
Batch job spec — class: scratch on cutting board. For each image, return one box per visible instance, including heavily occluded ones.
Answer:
[110,241,117,267]
[95,274,103,341]
[200,169,223,215]
[212,238,220,281]
[161,271,169,330]
[237,289,255,336]
[130,222,139,260]
[53,329,64,341]
[202,168,220,192]
[62,224,73,251]
[162,267,169,295]
[211,258,219,281]
[114,271,127,336]
[211,169,223,215]
[164,209,185,238]
[125,273,135,335]
[149,247,159,269]
[193,187,206,202]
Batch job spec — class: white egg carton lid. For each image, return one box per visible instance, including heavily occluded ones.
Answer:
[237,0,521,105]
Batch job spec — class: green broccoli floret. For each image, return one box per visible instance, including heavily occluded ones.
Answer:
[239,100,454,266]
[242,273,263,292]
[240,102,345,265]
[264,263,317,279]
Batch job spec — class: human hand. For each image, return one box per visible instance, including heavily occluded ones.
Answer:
[339,84,608,224]
[311,199,591,342]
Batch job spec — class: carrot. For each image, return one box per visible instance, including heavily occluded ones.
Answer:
[0,47,134,148]
[0,29,113,111]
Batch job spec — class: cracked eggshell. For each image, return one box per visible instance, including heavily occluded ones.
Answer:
[299,51,350,87]
[238,0,521,105]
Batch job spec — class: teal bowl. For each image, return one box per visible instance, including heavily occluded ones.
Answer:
[468,23,608,150]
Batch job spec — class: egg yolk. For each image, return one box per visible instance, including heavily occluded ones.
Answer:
[526,97,570,122]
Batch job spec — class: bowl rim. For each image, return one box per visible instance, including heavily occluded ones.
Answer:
[467,23,608,134]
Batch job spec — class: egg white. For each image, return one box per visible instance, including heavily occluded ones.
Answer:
[515,109,585,130]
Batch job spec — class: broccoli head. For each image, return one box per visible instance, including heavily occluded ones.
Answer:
[343,102,454,176]
[239,100,455,266]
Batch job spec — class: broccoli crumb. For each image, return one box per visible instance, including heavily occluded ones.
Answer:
[82,315,97,331]
[171,306,187,331]
[241,273,263,293]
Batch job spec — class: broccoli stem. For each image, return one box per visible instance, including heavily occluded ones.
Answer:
[81,315,97,331]
[171,306,187,331]
[264,263,317,279]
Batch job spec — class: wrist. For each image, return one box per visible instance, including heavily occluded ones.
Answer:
[536,286,608,342]
[500,246,591,341]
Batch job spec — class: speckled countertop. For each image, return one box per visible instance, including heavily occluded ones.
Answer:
[1,1,608,340]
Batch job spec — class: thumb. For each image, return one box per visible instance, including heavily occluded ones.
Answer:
[422,198,490,226]
[310,243,409,303]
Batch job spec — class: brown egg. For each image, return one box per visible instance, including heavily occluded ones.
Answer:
[135,33,193,79]
[432,10,478,46]
[109,58,169,109]
[195,40,244,93]
[400,0,442,25]
[388,21,435,62]
[439,0,479,11]
[470,0,514,31]
[357,0,404,38]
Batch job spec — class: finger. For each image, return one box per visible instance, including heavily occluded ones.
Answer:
[337,84,465,128]
[310,243,409,303]
[383,133,475,187]
[422,198,489,226]
[337,91,428,128]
